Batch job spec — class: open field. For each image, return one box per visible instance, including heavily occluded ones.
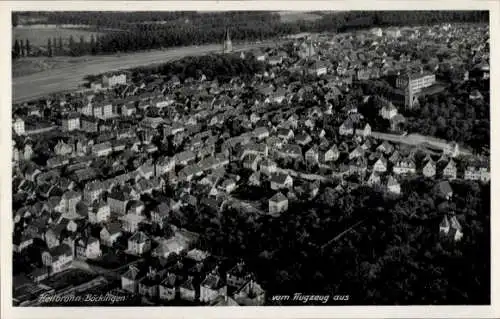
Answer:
[12,41,276,104]
[13,56,100,78]
[13,27,102,47]
[277,11,323,23]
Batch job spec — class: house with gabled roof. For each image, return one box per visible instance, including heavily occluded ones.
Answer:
[200,267,227,304]
[122,264,146,294]
[151,202,170,228]
[107,191,131,215]
[179,275,197,301]
[324,144,339,162]
[88,200,110,224]
[379,102,398,120]
[305,146,319,165]
[41,244,73,274]
[277,128,294,142]
[269,192,288,215]
[270,173,293,190]
[159,272,178,301]
[376,141,394,154]
[242,153,262,172]
[127,231,151,256]
[75,235,101,260]
[120,212,146,233]
[393,158,416,175]
[439,215,463,242]
[442,159,457,180]
[339,119,354,136]
[367,172,381,186]
[423,159,436,178]
[435,181,453,200]
[100,222,123,247]
[348,146,365,160]
[386,176,401,195]
[373,157,388,173]
[137,267,167,300]
[233,278,265,306]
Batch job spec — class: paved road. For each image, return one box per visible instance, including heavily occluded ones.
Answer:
[13,41,275,104]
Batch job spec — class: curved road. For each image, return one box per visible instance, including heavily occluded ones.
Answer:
[13,41,275,104]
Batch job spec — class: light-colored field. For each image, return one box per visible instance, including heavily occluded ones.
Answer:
[277,11,323,23]
[13,27,102,47]
[12,41,275,104]
[12,56,98,78]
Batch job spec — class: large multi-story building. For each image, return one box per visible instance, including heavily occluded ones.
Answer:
[62,113,80,131]
[395,70,436,109]
[13,117,25,135]
[102,73,127,88]
[81,116,99,133]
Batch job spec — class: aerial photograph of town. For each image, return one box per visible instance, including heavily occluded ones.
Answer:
[10,10,490,308]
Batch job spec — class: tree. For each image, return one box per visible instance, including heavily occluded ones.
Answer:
[25,39,31,56]
[90,34,96,55]
[13,40,20,59]
[47,38,53,57]
[68,35,76,56]
[58,36,63,54]
[19,39,25,57]
[79,35,86,55]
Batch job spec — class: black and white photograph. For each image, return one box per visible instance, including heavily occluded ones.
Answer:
[1,1,498,318]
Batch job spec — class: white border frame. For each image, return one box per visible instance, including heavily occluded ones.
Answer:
[1,1,498,318]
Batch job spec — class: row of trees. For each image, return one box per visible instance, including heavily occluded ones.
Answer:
[12,39,31,59]
[12,11,489,57]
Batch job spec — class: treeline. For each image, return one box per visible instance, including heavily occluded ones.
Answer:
[12,11,489,57]
[13,11,281,29]
[129,53,265,83]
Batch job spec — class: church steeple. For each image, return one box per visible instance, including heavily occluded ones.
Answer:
[223,28,233,54]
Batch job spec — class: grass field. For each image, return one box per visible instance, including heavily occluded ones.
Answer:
[277,11,323,23]
[13,27,102,47]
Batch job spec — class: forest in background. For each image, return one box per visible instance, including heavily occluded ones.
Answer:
[12,11,489,57]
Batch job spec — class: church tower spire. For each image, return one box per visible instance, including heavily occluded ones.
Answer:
[223,28,233,54]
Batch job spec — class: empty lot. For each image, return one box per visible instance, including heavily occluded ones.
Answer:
[13,41,273,104]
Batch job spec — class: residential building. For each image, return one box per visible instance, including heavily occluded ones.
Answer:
[270,173,293,190]
[122,265,145,294]
[75,236,102,260]
[422,159,436,178]
[269,192,288,215]
[62,113,80,131]
[102,73,127,88]
[233,279,266,306]
[13,117,25,135]
[200,269,227,304]
[387,176,401,195]
[373,157,388,173]
[41,244,73,274]
[127,231,151,256]
[439,215,463,242]
[100,222,123,247]
[443,159,457,180]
